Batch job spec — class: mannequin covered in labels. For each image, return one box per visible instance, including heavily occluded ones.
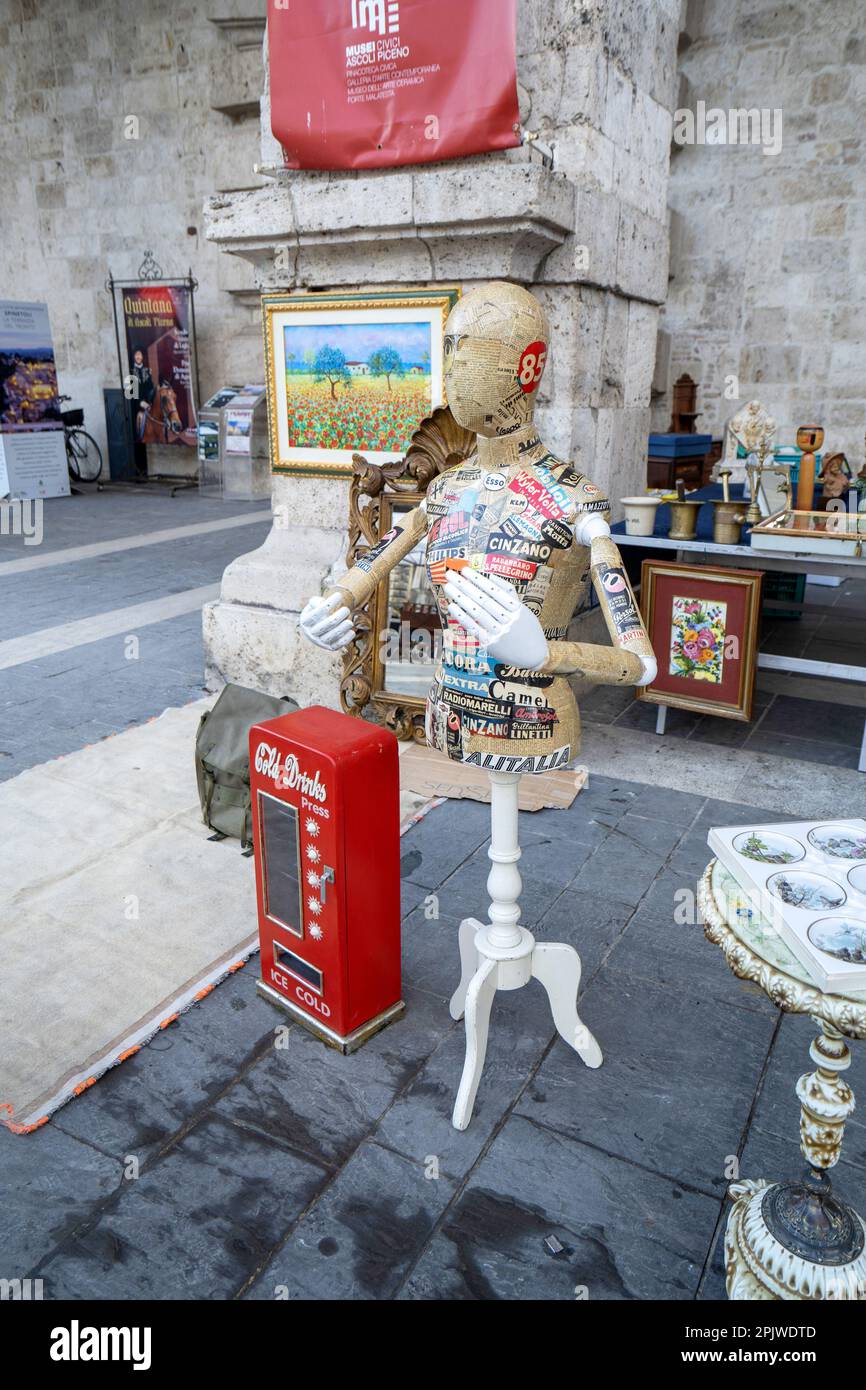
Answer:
[302,283,656,764]
[300,282,657,1130]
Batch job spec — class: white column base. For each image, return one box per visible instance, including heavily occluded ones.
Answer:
[202,474,349,703]
[203,596,341,706]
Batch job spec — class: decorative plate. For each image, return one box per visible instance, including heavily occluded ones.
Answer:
[808,826,866,861]
[808,917,866,965]
[848,864,866,895]
[733,830,805,865]
[767,871,846,913]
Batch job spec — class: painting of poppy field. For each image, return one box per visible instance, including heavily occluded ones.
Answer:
[283,320,433,454]
[669,596,727,683]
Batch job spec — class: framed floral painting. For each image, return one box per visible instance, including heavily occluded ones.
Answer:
[262,287,459,478]
[636,562,764,720]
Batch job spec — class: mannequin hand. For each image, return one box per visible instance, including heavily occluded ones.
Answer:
[635,651,657,687]
[443,568,548,670]
[299,592,355,651]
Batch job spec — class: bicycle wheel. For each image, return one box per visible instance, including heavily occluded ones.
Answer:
[66,434,82,482]
[66,428,103,483]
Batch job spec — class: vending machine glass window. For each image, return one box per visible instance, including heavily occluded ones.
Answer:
[259,792,303,938]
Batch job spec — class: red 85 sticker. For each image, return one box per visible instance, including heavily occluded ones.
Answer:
[518,340,547,394]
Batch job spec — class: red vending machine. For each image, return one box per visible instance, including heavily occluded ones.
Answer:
[249,705,404,1052]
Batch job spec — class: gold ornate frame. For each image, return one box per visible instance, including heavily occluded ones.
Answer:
[261,286,460,478]
[340,406,476,740]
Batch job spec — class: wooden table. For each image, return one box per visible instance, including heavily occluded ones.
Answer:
[699,859,866,1300]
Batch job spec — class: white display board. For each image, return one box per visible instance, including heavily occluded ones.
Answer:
[0,431,70,500]
[0,299,69,500]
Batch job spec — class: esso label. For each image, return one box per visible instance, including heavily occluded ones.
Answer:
[518,341,547,394]
[483,472,507,491]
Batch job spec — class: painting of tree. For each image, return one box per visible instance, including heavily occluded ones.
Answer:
[281,317,435,457]
[314,345,352,400]
[368,347,405,391]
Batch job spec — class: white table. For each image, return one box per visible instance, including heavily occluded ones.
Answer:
[613,530,866,772]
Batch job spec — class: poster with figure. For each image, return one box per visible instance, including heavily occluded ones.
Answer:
[268,0,520,170]
[121,285,197,447]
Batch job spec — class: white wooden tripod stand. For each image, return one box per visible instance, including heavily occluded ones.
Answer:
[448,770,603,1130]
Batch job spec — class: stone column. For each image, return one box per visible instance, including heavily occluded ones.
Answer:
[202,0,680,703]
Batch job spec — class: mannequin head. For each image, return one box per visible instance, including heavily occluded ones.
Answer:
[443,281,550,438]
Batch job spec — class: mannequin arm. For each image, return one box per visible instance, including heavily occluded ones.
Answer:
[542,638,645,684]
[299,501,428,653]
[542,526,657,686]
[329,501,428,610]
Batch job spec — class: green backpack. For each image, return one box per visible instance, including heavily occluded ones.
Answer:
[195,683,298,848]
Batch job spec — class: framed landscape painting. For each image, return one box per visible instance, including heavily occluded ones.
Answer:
[636,561,764,721]
[262,287,459,477]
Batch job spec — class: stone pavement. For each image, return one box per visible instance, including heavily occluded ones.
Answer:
[0,491,270,780]
[4,774,864,1301]
[1,489,864,1300]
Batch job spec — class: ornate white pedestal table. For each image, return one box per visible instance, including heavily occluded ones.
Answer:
[448,772,602,1132]
[699,859,866,1300]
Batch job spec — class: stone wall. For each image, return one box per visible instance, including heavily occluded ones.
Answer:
[203,0,682,704]
[1,0,266,473]
[659,0,866,459]
[209,0,681,500]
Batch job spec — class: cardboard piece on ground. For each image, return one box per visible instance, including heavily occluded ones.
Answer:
[398,742,587,810]
[395,737,441,832]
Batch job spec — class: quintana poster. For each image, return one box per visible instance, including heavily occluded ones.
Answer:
[268,0,520,170]
[121,285,197,447]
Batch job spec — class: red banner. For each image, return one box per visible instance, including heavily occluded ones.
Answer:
[268,0,520,170]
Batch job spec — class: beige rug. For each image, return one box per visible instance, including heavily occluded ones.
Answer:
[0,701,442,1134]
[0,699,263,1133]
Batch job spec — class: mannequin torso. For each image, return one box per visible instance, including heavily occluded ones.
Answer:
[423,428,606,771]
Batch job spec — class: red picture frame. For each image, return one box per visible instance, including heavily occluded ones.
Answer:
[636,562,764,722]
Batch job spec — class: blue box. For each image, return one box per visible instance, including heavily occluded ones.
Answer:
[648,433,712,458]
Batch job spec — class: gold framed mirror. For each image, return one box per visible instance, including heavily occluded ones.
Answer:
[340,406,476,740]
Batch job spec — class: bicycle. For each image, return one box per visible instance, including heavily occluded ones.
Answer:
[59,394,103,483]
